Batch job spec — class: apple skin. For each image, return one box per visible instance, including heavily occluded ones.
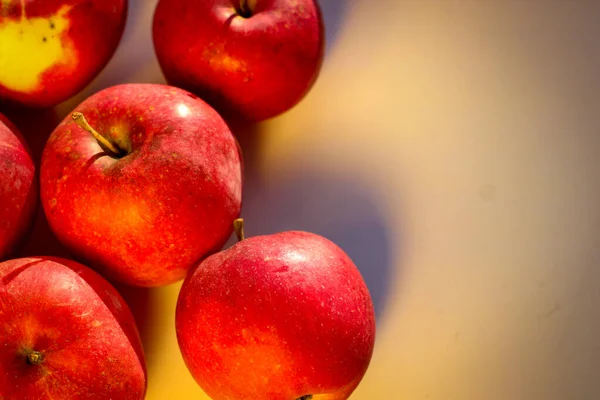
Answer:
[152,0,325,122]
[0,0,127,109]
[176,230,376,400]
[0,114,37,260]
[0,256,147,398]
[0,107,73,259]
[40,83,243,287]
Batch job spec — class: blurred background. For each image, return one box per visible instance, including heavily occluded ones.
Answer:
[8,0,600,398]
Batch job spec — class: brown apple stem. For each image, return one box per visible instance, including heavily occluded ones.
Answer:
[233,218,245,241]
[26,350,44,365]
[71,112,123,157]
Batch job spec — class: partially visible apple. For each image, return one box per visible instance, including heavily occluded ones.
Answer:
[152,0,325,122]
[40,83,243,287]
[0,107,73,259]
[0,256,147,398]
[0,0,127,108]
[176,219,376,400]
[0,114,36,260]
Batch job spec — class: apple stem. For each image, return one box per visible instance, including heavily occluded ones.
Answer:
[296,396,313,400]
[238,0,255,17]
[233,218,245,241]
[71,112,124,157]
[26,350,44,365]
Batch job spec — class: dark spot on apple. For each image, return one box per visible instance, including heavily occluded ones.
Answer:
[49,21,55,29]
[42,37,47,42]
[296,396,313,400]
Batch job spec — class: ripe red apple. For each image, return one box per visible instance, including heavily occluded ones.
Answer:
[152,0,325,122]
[0,108,73,259]
[40,83,243,287]
[0,114,36,260]
[0,0,127,108]
[176,219,376,400]
[0,256,147,398]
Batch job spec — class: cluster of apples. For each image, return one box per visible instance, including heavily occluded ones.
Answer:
[0,1,376,399]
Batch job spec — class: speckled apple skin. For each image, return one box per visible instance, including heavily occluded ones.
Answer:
[40,84,243,287]
[152,0,325,122]
[176,231,376,400]
[0,256,147,399]
[0,0,127,108]
[0,114,36,260]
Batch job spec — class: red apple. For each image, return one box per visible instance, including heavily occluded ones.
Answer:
[176,219,376,400]
[0,107,74,259]
[152,0,325,122]
[40,83,243,287]
[0,0,127,108]
[0,256,147,398]
[0,114,36,260]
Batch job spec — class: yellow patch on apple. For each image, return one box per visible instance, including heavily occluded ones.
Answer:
[17,313,62,351]
[0,5,75,93]
[204,43,248,74]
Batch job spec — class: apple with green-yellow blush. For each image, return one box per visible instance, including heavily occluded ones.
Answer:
[0,0,127,108]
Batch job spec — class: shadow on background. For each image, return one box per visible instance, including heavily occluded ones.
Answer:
[92,0,163,88]
[318,0,351,54]
[0,106,58,165]
[230,125,395,321]
[242,172,394,320]
[111,282,156,367]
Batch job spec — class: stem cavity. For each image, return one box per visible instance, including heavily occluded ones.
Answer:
[237,0,256,18]
[71,112,124,158]
[297,396,313,400]
[233,218,245,241]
